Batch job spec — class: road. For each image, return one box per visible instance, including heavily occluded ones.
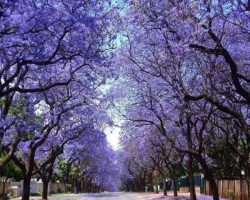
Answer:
[47,193,219,200]
[13,192,219,200]
[79,192,164,200]
[12,192,166,200]
[47,192,166,200]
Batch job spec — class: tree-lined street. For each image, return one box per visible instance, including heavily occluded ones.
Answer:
[13,192,226,200]
[13,192,187,200]
[1,0,249,200]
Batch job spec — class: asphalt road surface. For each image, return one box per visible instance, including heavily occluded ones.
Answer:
[45,192,165,200]
[14,192,216,200]
[79,192,163,200]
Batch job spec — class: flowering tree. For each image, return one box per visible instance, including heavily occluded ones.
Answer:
[111,1,250,200]
[0,0,115,170]
[0,1,119,200]
[1,0,249,199]
[56,130,120,193]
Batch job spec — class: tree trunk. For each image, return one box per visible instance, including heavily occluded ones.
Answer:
[81,181,83,193]
[197,156,219,200]
[172,168,178,196]
[40,161,54,199]
[163,180,167,196]
[143,177,146,192]
[149,172,154,192]
[187,155,196,200]
[76,181,79,193]
[71,179,77,193]
[22,175,31,200]
[185,114,196,200]
[205,175,219,200]
[42,180,49,200]
[155,183,159,193]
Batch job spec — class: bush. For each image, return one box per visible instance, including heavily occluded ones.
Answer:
[226,190,236,200]
[7,188,14,198]
[30,192,41,196]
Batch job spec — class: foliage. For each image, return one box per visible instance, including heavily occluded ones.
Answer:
[1,158,23,181]
[0,0,249,199]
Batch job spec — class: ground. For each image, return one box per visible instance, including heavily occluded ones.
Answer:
[12,192,228,200]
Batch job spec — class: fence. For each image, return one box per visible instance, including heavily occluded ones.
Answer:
[0,177,10,199]
[1,179,71,198]
[10,182,22,198]
[178,175,202,194]
[205,180,249,200]
[50,183,71,194]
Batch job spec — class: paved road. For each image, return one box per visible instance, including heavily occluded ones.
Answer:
[79,192,163,200]
[81,192,137,199]
[14,192,219,200]
[47,192,165,200]
[48,193,219,200]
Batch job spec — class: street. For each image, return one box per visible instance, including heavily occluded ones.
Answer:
[48,192,166,200]
[12,192,223,200]
[79,192,165,200]
[13,192,170,200]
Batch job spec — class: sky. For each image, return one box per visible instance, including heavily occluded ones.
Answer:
[99,80,123,151]
[103,101,124,150]
[102,0,127,151]
[104,126,121,150]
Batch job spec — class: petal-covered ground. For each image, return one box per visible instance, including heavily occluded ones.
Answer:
[12,192,228,200]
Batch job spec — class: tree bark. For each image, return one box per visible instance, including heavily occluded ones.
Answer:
[22,175,31,200]
[42,179,49,200]
[172,168,178,196]
[196,156,219,200]
[163,180,167,196]
[187,155,196,200]
[149,172,154,192]
[142,175,146,192]
[40,161,54,199]
[155,183,159,193]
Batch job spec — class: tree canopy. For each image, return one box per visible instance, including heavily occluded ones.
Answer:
[0,1,249,200]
